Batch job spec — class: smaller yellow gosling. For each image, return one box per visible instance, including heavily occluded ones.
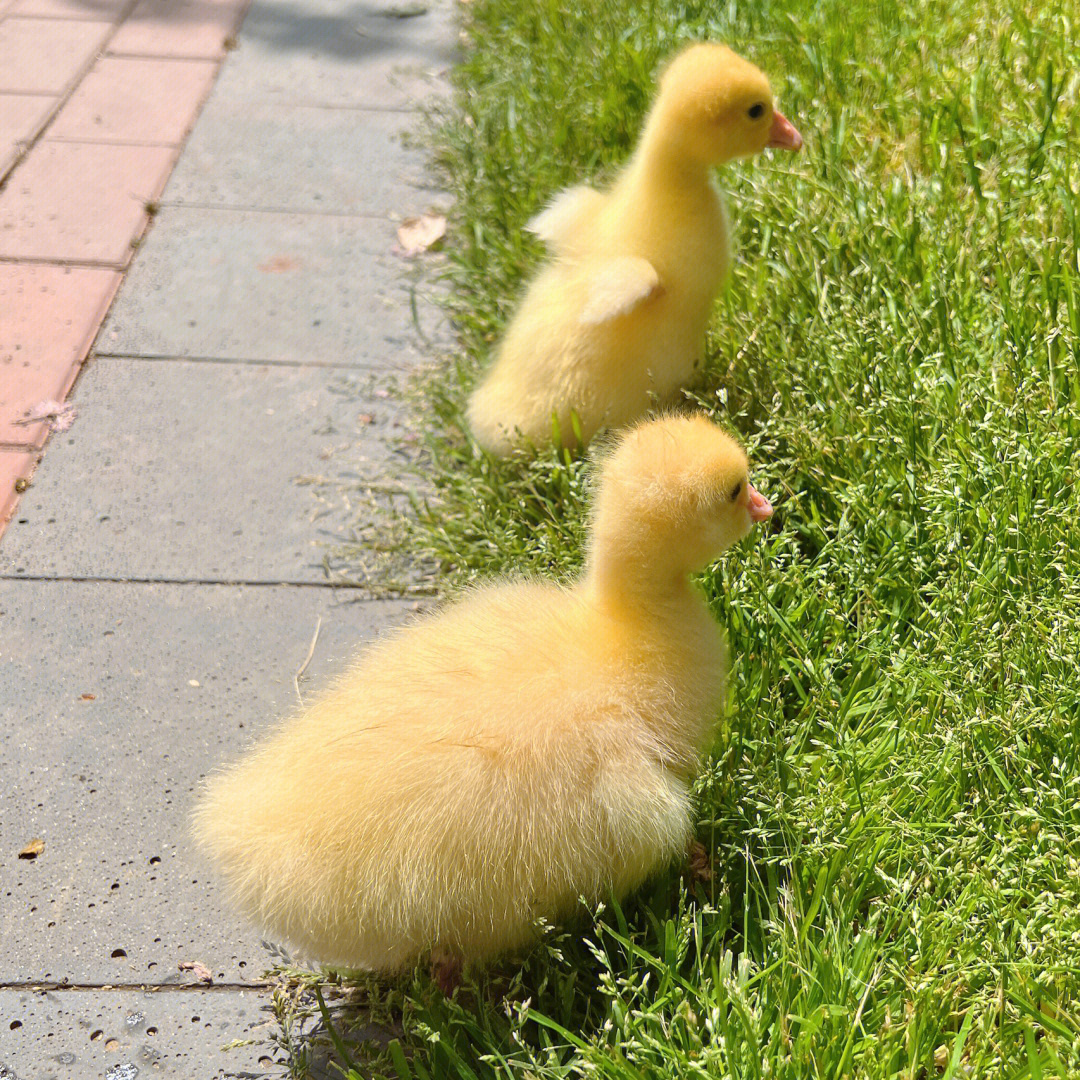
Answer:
[192,415,774,982]
[467,42,802,454]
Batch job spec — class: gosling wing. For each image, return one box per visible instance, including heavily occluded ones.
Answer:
[579,257,663,325]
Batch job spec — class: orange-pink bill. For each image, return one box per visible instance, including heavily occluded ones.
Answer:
[767,109,803,150]
[747,482,774,523]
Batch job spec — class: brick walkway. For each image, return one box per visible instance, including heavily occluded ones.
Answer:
[0,0,248,530]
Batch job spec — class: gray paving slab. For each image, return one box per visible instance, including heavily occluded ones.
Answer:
[0,578,417,983]
[1,358,430,584]
[0,986,285,1078]
[216,0,457,109]
[96,205,450,365]
[164,101,450,217]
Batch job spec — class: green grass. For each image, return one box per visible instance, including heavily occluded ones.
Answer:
[293,0,1080,1075]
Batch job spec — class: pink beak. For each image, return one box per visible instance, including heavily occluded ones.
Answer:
[767,109,803,151]
[747,482,774,523]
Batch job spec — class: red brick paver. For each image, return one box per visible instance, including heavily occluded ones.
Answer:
[0,140,175,262]
[108,0,246,59]
[0,92,55,172]
[0,264,121,446]
[0,17,111,94]
[8,0,128,19]
[49,56,218,143]
[0,0,246,533]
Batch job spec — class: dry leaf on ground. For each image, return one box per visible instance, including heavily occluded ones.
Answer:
[18,838,45,859]
[396,213,446,256]
[178,960,213,983]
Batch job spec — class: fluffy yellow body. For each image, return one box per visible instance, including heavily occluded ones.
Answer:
[468,174,730,452]
[467,43,801,453]
[194,581,724,969]
[194,416,774,972]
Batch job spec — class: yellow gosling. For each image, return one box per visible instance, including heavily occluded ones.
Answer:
[192,415,774,977]
[467,43,802,454]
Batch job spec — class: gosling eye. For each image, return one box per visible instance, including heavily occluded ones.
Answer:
[730,481,743,502]
[748,102,766,120]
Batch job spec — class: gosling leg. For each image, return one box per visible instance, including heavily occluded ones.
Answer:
[429,949,463,995]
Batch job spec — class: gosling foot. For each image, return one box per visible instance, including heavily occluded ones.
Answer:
[687,839,713,884]
[429,949,462,996]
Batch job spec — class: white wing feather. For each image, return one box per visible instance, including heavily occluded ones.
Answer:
[579,258,663,325]
[526,185,605,251]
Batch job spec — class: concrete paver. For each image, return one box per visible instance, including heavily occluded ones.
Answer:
[165,100,449,215]
[0,578,416,984]
[0,92,56,174]
[107,0,248,58]
[48,56,219,144]
[97,205,449,364]
[0,986,286,1078]
[0,17,112,95]
[0,264,121,448]
[7,0,128,19]
[212,0,455,109]
[1,358,420,582]
[0,140,175,263]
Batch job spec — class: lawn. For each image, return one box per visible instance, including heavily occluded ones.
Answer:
[291,0,1080,1075]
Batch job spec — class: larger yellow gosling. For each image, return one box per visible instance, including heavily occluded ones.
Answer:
[193,415,774,976]
[467,42,802,455]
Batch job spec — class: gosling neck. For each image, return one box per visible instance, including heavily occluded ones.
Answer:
[581,532,701,615]
[625,107,716,197]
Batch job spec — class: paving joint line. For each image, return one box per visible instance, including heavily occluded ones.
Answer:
[212,100,426,114]
[0,89,73,98]
[105,49,242,62]
[157,199,421,220]
[42,135,181,148]
[0,12,125,21]
[172,99,434,115]
[153,198,435,220]
[0,255,128,269]
[0,574,418,592]
[91,351,401,368]
[0,981,271,993]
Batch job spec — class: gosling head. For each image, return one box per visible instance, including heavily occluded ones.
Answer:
[649,42,803,167]
[589,415,774,588]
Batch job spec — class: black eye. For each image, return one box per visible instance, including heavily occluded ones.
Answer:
[748,102,766,119]
[730,482,743,502]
